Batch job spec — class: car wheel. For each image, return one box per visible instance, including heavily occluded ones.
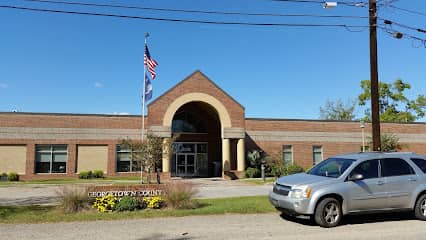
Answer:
[415,194,426,221]
[314,197,342,228]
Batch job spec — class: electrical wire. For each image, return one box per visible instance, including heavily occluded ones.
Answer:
[381,18,426,34]
[378,26,426,48]
[389,5,426,16]
[272,0,367,7]
[0,4,370,28]
[18,0,369,19]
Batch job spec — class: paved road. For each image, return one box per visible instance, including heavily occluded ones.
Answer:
[1,212,425,240]
[0,178,271,206]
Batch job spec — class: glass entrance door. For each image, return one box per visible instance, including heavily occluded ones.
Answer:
[172,142,208,177]
[176,153,196,177]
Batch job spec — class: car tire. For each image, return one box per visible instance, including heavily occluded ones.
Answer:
[314,197,342,228]
[414,194,426,221]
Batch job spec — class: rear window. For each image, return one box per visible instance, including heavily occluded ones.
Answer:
[411,158,426,173]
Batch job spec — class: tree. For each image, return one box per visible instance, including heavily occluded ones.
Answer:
[368,133,404,152]
[120,135,175,183]
[358,79,426,122]
[319,99,356,120]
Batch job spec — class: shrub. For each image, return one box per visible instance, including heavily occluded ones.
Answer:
[57,187,89,213]
[286,164,304,175]
[1,172,7,177]
[78,171,92,179]
[164,181,198,209]
[92,170,104,178]
[7,172,19,181]
[93,194,117,212]
[115,196,139,212]
[144,196,164,209]
[245,167,260,178]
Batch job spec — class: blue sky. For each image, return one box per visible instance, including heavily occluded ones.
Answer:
[0,0,425,120]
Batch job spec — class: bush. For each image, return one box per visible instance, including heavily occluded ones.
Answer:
[115,196,139,212]
[1,172,7,177]
[286,164,304,175]
[245,167,260,178]
[78,171,92,179]
[7,172,19,181]
[92,170,104,178]
[57,187,89,213]
[164,181,198,209]
[93,194,117,212]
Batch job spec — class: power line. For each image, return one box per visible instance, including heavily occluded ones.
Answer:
[272,0,368,7]
[381,19,426,34]
[378,26,426,48]
[389,5,426,16]
[0,4,370,28]
[18,0,369,19]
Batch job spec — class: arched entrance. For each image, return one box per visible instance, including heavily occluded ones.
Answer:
[171,102,222,177]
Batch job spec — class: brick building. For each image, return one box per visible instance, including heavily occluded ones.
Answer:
[1,70,426,180]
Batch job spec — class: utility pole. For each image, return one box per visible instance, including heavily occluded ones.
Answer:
[369,0,381,151]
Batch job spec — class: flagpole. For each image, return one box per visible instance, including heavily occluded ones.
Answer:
[142,32,149,142]
[142,32,149,183]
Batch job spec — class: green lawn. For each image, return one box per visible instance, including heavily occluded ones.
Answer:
[0,196,277,224]
[241,178,276,185]
[0,176,144,186]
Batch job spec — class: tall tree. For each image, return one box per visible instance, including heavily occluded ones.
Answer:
[358,79,426,122]
[319,99,356,120]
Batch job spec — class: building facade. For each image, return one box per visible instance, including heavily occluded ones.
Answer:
[2,70,426,180]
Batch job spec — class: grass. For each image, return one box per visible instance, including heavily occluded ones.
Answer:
[0,176,144,186]
[0,196,277,224]
[241,178,276,185]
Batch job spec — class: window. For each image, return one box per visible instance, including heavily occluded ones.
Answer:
[313,146,323,165]
[282,145,293,164]
[116,145,141,172]
[172,111,207,133]
[411,158,426,173]
[350,159,379,179]
[35,145,67,173]
[380,158,414,177]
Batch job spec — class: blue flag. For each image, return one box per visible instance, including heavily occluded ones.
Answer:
[144,74,152,101]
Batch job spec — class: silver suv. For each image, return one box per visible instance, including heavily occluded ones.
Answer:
[269,152,426,227]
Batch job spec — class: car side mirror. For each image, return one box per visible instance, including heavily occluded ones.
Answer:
[348,173,364,181]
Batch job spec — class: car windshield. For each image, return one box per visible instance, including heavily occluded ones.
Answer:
[307,158,355,178]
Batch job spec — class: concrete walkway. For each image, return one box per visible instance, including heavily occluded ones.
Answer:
[0,178,272,206]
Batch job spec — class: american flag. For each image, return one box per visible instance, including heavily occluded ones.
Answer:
[144,45,158,80]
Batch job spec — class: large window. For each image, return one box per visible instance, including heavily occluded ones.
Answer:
[172,111,207,133]
[282,145,293,164]
[313,146,323,165]
[35,145,67,173]
[116,145,141,172]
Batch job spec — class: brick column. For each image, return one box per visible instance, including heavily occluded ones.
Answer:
[67,144,77,176]
[25,143,35,178]
[107,143,116,176]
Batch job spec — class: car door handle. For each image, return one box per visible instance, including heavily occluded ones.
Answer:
[408,178,417,182]
[376,181,385,185]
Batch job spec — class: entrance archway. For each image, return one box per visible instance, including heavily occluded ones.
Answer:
[171,102,222,177]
